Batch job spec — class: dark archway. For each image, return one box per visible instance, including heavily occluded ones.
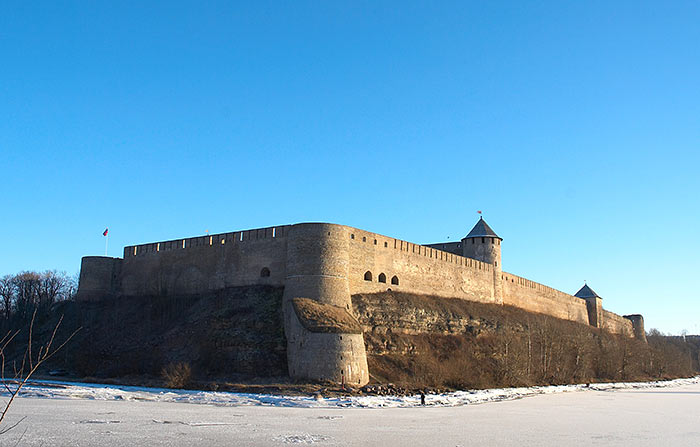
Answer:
[378,273,386,283]
[364,271,372,281]
[391,275,399,285]
[260,267,271,278]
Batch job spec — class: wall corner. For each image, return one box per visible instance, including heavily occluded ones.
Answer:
[624,314,647,342]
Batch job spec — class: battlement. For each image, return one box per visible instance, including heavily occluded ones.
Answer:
[502,272,565,295]
[124,225,292,258]
[346,226,492,272]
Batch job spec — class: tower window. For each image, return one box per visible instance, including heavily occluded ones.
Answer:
[391,275,399,285]
[260,267,271,278]
[378,273,386,283]
[384,241,388,247]
[481,237,485,243]
[472,239,475,244]
[364,271,372,281]
[362,236,366,242]
[351,234,355,239]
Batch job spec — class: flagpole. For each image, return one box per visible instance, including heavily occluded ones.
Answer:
[105,231,109,256]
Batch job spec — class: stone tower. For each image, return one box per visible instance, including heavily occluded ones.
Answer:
[575,283,603,328]
[462,217,503,304]
[282,223,369,386]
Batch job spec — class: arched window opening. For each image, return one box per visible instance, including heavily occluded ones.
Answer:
[364,271,372,281]
[378,273,387,283]
[391,275,399,285]
[260,267,271,278]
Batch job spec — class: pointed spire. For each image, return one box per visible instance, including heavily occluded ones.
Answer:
[464,217,502,240]
[574,284,601,299]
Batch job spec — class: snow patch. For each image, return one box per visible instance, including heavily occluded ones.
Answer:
[274,433,333,444]
[10,376,700,409]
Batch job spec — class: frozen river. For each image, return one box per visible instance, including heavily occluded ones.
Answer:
[3,378,699,446]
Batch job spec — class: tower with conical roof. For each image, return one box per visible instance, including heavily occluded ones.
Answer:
[575,283,603,328]
[462,217,503,304]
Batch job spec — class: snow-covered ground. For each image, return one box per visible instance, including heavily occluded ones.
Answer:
[2,377,699,446]
[11,376,700,408]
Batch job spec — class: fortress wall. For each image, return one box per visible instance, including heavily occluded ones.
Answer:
[345,227,497,304]
[424,241,463,256]
[602,309,634,336]
[502,272,590,325]
[119,225,290,297]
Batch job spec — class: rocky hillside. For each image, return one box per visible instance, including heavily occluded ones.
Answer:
[15,287,698,391]
[38,285,287,383]
[353,291,699,389]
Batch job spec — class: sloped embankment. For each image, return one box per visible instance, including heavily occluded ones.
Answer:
[50,285,287,382]
[26,287,699,391]
[352,291,698,389]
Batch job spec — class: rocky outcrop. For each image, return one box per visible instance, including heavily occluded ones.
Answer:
[352,291,500,337]
[292,298,363,334]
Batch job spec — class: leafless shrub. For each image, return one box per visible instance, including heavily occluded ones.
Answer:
[161,362,192,389]
[0,309,80,434]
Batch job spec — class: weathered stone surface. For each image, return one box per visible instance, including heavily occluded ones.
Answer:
[292,298,362,334]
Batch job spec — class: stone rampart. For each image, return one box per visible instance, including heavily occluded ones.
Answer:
[602,309,634,336]
[119,225,290,296]
[502,272,590,325]
[345,227,497,304]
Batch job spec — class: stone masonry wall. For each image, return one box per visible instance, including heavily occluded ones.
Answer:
[119,226,290,297]
[501,272,590,325]
[345,227,498,304]
[80,222,639,341]
[602,310,634,336]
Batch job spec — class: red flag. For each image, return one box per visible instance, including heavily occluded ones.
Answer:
[477,210,482,214]
[103,228,109,236]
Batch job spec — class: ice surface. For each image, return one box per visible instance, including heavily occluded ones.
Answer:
[1,377,698,446]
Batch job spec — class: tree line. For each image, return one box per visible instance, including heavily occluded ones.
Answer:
[0,271,77,324]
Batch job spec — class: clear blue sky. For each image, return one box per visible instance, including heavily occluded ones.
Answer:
[1,1,698,334]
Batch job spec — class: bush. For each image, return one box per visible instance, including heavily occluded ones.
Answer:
[161,362,192,389]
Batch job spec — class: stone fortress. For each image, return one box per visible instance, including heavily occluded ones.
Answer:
[76,218,646,387]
